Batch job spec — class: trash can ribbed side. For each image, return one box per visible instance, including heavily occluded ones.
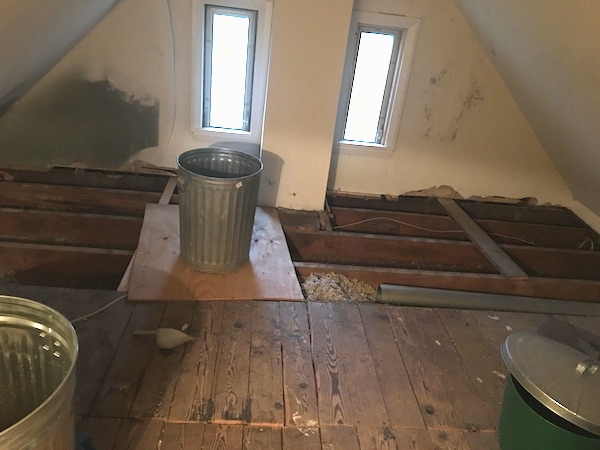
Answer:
[0,295,78,450]
[177,148,262,273]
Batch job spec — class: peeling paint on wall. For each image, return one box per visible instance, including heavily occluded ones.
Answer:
[422,68,485,142]
[0,77,159,169]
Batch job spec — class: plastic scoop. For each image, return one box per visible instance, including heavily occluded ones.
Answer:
[133,328,195,349]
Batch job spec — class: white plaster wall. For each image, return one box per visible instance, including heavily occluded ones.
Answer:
[452,0,600,216]
[329,0,574,207]
[260,0,354,209]
[16,0,352,209]
[1,0,584,212]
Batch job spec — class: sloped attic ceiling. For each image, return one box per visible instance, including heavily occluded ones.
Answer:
[453,0,600,215]
[0,0,119,113]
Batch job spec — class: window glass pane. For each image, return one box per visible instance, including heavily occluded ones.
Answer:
[343,31,395,143]
[208,12,250,130]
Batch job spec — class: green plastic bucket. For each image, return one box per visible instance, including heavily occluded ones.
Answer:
[499,332,600,450]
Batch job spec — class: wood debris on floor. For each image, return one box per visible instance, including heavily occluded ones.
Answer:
[2,283,599,449]
[302,272,376,302]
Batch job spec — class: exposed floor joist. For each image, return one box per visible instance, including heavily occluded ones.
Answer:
[281,192,600,303]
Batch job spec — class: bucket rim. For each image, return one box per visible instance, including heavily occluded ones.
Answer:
[177,147,263,181]
[0,295,78,440]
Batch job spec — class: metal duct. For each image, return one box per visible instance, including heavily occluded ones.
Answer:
[376,284,600,316]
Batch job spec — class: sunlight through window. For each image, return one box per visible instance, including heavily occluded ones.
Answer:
[343,31,395,143]
[204,6,256,131]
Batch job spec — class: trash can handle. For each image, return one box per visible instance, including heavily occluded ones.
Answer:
[576,358,599,376]
[177,176,186,193]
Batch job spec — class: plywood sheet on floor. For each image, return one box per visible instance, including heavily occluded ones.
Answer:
[128,204,303,301]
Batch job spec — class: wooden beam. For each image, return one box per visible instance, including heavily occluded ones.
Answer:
[293,262,600,303]
[284,228,498,274]
[327,191,586,227]
[1,166,173,192]
[330,206,597,250]
[329,206,466,240]
[285,228,600,281]
[0,182,161,215]
[0,242,132,289]
[0,208,141,249]
[438,198,528,279]
[457,199,585,227]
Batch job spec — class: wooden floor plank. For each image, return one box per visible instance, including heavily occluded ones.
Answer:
[160,422,207,449]
[320,425,360,450]
[282,427,321,450]
[72,295,134,415]
[386,306,459,430]
[309,302,389,427]
[309,302,355,426]
[359,303,424,428]
[248,301,284,425]
[202,423,244,450]
[91,302,167,418]
[243,426,283,449]
[464,431,499,450]
[169,301,224,422]
[357,426,434,450]
[85,417,121,450]
[402,308,495,432]
[428,429,471,450]
[212,302,253,423]
[436,310,509,425]
[112,418,165,450]
[128,205,304,301]
[279,302,320,427]
[129,301,196,419]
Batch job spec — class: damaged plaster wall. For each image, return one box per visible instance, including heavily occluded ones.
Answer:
[0,77,158,169]
[0,0,165,169]
[328,0,573,207]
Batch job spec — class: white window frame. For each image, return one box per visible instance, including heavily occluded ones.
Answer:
[334,12,420,157]
[191,0,272,145]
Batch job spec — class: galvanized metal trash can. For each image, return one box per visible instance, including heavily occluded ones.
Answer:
[499,332,600,449]
[177,148,263,273]
[0,295,78,450]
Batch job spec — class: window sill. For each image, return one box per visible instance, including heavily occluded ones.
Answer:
[191,127,260,145]
[333,141,394,158]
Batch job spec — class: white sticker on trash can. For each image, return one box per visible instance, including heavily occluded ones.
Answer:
[236,181,243,189]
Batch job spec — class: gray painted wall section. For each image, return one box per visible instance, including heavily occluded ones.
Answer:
[0,0,120,113]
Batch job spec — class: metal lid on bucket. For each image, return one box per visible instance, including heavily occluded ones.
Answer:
[502,332,600,435]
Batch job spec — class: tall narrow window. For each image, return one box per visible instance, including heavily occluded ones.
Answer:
[192,0,272,144]
[335,12,420,155]
[203,6,257,131]
[343,29,399,144]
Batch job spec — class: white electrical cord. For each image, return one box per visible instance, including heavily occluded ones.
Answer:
[70,294,128,324]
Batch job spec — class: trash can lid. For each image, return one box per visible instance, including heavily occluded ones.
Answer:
[502,332,600,436]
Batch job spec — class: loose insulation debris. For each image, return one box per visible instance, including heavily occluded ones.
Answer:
[302,272,376,302]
